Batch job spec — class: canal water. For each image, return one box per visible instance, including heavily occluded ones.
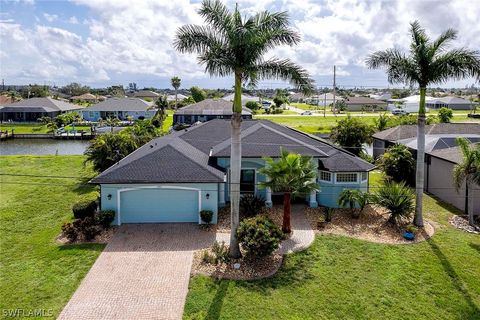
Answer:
[0,139,90,155]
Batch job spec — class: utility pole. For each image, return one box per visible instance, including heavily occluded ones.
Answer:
[323,92,326,118]
[332,65,337,117]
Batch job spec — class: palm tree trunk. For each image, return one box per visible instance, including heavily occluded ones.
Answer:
[414,87,426,228]
[229,72,243,258]
[175,88,178,110]
[467,181,475,226]
[283,192,292,233]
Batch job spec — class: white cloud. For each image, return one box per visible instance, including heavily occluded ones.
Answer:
[43,13,58,22]
[1,0,479,87]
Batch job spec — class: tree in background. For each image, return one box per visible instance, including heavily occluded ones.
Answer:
[22,84,49,98]
[107,85,125,97]
[260,149,318,233]
[437,107,453,123]
[61,83,90,96]
[453,137,480,226]
[171,76,181,109]
[367,21,480,228]
[175,0,313,257]
[152,96,168,128]
[377,144,415,184]
[245,101,261,111]
[190,86,207,102]
[330,115,374,155]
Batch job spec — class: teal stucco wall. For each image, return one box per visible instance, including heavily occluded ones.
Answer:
[317,174,369,208]
[100,183,218,225]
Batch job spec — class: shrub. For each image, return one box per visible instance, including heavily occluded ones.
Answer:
[330,115,374,155]
[76,217,100,241]
[200,210,213,224]
[245,101,261,110]
[405,224,418,234]
[96,210,115,229]
[72,199,97,219]
[377,144,415,184]
[202,250,215,264]
[373,182,415,225]
[338,189,363,218]
[237,216,284,257]
[61,222,78,242]
[211,241,230,264]
[437,107,453,123]
[324,207,334,222]
[239,194,265,218]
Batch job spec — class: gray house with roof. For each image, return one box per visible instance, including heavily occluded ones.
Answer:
[173,98,252,125]
[81,98,155,121]
[0,97,83,122]
[426,96,473,110]
[91,119,374,225]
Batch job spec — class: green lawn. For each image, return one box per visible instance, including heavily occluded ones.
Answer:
[184,171,480,320]
[0,156,104,318]
[0,123,92,134]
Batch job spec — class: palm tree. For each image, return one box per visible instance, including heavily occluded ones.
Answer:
[175,0,313,257]
[154,95,168,122]
[338,189,369,218]
[453,137,480,226]
[260,149,318,233]
[366,21,480,228]
[373,181,415,225]
[171,76,181,110]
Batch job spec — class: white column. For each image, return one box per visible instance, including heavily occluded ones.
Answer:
[265,187,272,208]
[219,182,225,207]
[309,189,318,208]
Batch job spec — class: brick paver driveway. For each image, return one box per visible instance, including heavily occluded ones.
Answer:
[58,224,215,320]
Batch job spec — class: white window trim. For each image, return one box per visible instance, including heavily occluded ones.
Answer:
[319,170,332,183]
[335,172,358,184]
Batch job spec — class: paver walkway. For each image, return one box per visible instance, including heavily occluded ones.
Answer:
[216,204,315,254]
[58,224,215,320]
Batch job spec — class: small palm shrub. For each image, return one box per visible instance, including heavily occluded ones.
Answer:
[437,107,453,123]
[200,210,213,224]
[239,194,265,218]
[211,241,230,264]
[78,217,100,241]
[237,216,284,257]
[324,207,334,222]
[96,210,115,229]
[373,182,415,224]
[338,189,366,218]
[72,199,97,219]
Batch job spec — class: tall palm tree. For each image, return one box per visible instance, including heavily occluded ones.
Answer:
[154,95,168,121]
[453,137,480,226]
[175,0,313,257]
[260,149,318,233]
[170,76,181,110]
[366,21,480,228]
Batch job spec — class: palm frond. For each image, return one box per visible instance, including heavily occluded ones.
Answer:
[366,49,419,85]
[430,48,480,84]
[174,25,225,55]
[410,20,429,48]
[198,0,232,34]
[255,58,314,95]
[431,28,457,53]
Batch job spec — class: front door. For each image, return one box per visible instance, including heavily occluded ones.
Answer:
[240,169,255,195]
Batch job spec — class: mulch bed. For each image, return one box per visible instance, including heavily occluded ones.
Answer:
[449,215,480,234]
[192,246,283,280]
[216,205,284,233]
[56,226,117,245]
[305,206,434,244]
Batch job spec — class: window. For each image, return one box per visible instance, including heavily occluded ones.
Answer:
[361,172,368,182]
[89,111,94,118]
[240,169,255,194]
[319,171,331,182]
[336,173,357,183]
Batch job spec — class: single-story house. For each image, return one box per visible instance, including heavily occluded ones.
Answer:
[426,144,480,215]
[289,92,306,103]
[0,95,16,105]
[69,93,106,103]
[91,119,374,225]
[387,95,433,113]
[134,90,160,101]
[344,96,387,111]
[369,92,392,101]
[305,93,338,106]
[82,98,155,121]
[0,97,83,122]
[173,98,253,125]
[167,94,188,102]
[426,96,473,110]
[222,93,259,105]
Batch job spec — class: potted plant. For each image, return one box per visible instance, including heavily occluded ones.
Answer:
[403,224,418,241]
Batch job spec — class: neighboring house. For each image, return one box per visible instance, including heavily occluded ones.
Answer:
[344,96,387,111]
[305,93,338,106]
[173,98,253,125]
[426,96,473,110]
[134,90,160,101]
[222,93,259,105]
[387,95,434,113]
[69,93,106,103]
[289,92,307,103]
[0,95,17,105]
[167,94,188,102]
[91,119,374,225]
[81,98,155,121]
[426,145,480,215]
[0,97,83,122]
[369,92,392,101]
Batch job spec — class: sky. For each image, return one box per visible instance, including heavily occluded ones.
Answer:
[0,0,479,90]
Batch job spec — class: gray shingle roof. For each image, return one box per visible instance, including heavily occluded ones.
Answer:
[134,90,160,98]
[92,119,374,184]
[85,98,153,112]
[174,99,252,115]
[428,145,469,164]
[344,96,387,105]
[0,97,83,112]
[373,123,480,141]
